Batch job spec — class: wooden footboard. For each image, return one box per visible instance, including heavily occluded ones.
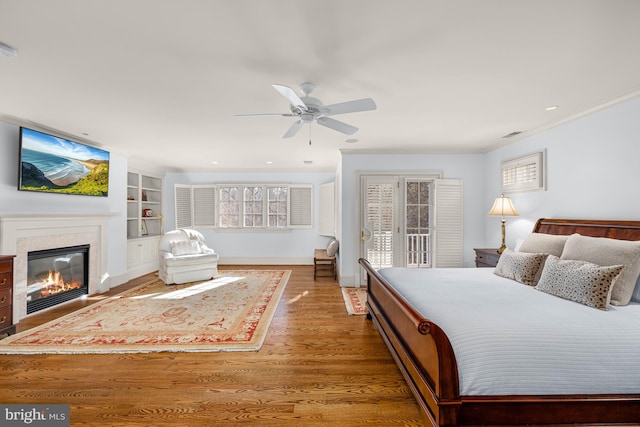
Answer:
[359,244,640,426]
[359,258,460,426]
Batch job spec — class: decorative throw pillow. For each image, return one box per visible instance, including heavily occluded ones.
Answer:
[326,238,339,257]
[494,249,548,286]
[535,255,624,310]
[560,233,640,306]
[170,240,201,256]
[518,233,569,257]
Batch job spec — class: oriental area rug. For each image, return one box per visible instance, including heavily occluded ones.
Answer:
[0,270,290,354]
[341,287,367,315]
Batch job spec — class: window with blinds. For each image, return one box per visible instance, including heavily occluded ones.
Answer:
[174,183,312,230]
[501,151,545,192]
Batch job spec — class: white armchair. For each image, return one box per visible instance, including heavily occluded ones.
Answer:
[158,229,219,285]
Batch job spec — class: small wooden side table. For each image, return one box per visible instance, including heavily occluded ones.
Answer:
[474,248,500,268]
[313,249,336,280]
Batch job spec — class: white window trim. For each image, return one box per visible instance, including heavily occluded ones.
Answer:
[501,151,545,192]
[174,183,312,230]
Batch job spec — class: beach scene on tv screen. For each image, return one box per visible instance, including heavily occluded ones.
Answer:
[19,128,110,197]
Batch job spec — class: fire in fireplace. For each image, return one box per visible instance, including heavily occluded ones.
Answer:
[27,245,89,314]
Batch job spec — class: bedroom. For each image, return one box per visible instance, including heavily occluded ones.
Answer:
[1,1,640,425]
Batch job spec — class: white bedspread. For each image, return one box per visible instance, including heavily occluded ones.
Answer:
[377,267,640,396]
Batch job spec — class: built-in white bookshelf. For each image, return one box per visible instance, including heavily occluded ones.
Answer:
[127,171,163,239]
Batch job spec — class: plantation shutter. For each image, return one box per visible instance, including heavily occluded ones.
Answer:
[501,152,544,192]
[174,185,192,228]
[289,184,313,228]
[193,186,216,226]
[431,179,463,268]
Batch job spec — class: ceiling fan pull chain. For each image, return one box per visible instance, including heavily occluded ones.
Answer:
[309,123,312,145]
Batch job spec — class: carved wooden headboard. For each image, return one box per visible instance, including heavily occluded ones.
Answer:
[533,218,640,241]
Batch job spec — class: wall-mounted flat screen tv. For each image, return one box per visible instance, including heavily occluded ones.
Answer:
[19,127,110,197]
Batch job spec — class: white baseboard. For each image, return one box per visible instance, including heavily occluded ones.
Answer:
[219,256,312,265]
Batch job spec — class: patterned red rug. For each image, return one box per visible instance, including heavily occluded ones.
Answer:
[0,270,290,354]
[341,287,367,315]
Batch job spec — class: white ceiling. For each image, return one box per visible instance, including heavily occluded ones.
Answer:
[1,0,640,172]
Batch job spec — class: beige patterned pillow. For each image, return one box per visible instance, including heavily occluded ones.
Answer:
[560,233,640,305]
[535,255,624,310]
[494,249,548,286]
[518,233,569,257]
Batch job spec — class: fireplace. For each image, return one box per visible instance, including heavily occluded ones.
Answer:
[27,245,89,314]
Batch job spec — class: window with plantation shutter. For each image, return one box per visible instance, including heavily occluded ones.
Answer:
[501,151,545,192]
[289,185,312,228]
[193,186,216,226]
[174,185,192,228]
[174,183,312,230]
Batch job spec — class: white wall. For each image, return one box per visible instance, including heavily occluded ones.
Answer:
[3,93,638,284]
[0,120,129,286]
[164,171,336,264]
[338,152,486,285]
[484,95,640,248]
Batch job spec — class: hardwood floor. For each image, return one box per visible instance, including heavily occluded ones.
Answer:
[0,265,425,426]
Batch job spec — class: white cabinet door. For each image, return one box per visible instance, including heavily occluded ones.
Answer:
[127,237,160,279]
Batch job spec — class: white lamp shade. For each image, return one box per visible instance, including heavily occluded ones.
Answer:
[488,196,519,217]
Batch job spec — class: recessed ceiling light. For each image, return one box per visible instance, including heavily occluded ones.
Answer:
[266,161,273,164]
[211,161,219,165]
[0,42,18,57]
[545,105,559,111]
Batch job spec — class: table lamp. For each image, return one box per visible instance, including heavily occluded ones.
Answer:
[488,193,519,254]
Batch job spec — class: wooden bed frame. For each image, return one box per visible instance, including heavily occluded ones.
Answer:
[359,218,640,426]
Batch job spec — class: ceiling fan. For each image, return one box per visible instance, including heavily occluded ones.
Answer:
[235,82,377,138]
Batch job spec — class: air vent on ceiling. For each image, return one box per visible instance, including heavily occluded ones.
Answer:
[502,131,523,138]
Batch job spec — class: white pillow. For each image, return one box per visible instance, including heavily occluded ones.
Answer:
[326,238,339,257]
[517,233,568,257]
[170,240,201,256]
[560,233,640,306]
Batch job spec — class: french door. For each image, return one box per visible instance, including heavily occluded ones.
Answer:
[359,174,462,285]
[361,175,399,271]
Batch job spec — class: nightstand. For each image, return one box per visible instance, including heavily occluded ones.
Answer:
[474,248,500,268]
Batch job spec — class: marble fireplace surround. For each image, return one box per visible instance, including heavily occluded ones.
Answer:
[0,213,113,322]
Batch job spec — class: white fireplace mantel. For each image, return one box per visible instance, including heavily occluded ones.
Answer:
[0,212,117,321]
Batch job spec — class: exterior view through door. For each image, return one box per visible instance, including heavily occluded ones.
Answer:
[359,174,463,285]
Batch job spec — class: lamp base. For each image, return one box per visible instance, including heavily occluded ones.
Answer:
[498,219,507,254]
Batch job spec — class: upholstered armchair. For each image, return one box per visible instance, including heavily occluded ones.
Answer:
[158,229,219,285]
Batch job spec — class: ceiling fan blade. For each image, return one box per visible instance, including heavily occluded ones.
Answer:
[323,98,377,116]
[234,113,296,117]
[283,120,304,138]
[272,84,307,111]
[316,117,358,135]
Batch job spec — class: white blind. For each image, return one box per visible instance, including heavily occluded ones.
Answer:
[174,185,192,229]
[193,186,216,226]
[501,152,544,192]
[289,185,312,228]
[431,179,463,268]
[366,182,395,270]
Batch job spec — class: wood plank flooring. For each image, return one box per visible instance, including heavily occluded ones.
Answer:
[0,265,425,426]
